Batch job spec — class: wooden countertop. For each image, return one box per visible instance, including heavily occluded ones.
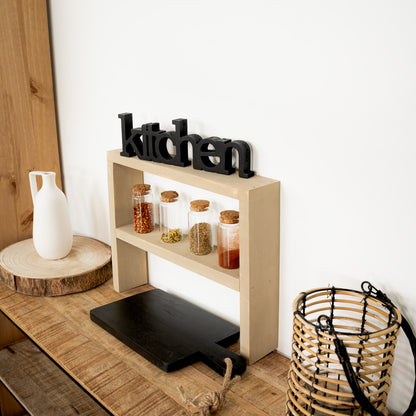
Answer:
[0,279,289,415]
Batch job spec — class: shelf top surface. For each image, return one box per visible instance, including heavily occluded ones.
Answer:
[108,149,279,198]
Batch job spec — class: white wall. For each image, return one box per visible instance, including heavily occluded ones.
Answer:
[49,1,416,412]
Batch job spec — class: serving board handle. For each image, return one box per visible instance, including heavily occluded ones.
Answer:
[199,343,246,376]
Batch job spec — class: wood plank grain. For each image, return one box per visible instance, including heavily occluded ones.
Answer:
[0,0,61,251]
[0,340,109,415]
[0,279,290,415]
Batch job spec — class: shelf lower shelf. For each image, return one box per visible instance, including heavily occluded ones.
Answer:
[115,224,240,292]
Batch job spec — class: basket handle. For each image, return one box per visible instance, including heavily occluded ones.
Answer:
[319,282,416,416]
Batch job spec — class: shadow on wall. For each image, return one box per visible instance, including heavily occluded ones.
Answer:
[65,168,110,245]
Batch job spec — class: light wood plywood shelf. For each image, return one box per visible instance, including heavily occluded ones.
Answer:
[107,149,280,364]
[116,224,239,291]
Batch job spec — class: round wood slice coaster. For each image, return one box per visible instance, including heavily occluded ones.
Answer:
[0,236,112,296]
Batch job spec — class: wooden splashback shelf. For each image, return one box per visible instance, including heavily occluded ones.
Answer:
[107,149,280,364]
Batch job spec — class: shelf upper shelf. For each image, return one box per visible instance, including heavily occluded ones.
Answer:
[107,149,277,199]
[116,224,240,292]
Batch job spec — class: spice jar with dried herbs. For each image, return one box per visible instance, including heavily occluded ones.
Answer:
[188,200,213,256]
[218,210,239,269]
[159,191,182,243]
[132,184,154,234]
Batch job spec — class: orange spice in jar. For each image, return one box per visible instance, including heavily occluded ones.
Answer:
[132,184,154,233]
[218,210,239,269]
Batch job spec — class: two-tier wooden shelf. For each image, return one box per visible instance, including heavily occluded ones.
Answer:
[107,149,280,364]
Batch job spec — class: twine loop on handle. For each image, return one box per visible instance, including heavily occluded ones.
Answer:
[178,358,240,415]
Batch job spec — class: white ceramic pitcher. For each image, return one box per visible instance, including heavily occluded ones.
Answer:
[29,171,73,260]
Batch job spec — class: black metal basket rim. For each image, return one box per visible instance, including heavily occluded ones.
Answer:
[294,286,401,337]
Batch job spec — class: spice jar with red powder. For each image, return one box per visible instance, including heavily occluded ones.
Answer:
[218,210,239,269]
[132,184,154,233]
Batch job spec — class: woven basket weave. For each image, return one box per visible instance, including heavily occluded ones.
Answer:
[286,284,401,416]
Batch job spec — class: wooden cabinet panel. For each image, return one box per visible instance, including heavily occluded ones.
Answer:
[0,0,61,251]
[0,1,61,413]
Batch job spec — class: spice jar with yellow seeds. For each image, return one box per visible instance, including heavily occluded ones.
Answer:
[188,200,213,255]
[159,191,182,243]
[132,184,154,233]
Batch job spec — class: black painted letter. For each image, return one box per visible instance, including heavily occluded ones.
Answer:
[119,113,143,157]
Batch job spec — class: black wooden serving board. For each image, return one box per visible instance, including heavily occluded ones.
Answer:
[90,289,246,376]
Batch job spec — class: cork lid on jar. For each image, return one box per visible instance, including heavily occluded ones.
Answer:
[220,210,239,224]
[161,190,179,203]
[190,200,210,212]
[132,184,151,196]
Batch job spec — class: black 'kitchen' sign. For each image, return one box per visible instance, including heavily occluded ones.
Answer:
[119,113,254,178]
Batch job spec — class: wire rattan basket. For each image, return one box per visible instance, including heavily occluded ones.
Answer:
[286,282,416,416]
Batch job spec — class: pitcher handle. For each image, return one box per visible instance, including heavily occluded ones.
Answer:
[29,171,44,204]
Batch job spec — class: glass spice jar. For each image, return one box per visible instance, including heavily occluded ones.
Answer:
[188,200,213,256]
[159,191,182,243]
[132,184,154,233]
[218,210,239,269]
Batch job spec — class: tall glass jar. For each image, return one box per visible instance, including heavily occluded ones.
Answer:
[188,200,213,255]
[159,191,182,243]
[218,210,239,269]
[132,184,154,233]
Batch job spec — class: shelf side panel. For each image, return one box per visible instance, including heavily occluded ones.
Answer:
[110,162,143,228]
[108,160,147,291]
[239,182,280,363]
[113,239,147,292]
